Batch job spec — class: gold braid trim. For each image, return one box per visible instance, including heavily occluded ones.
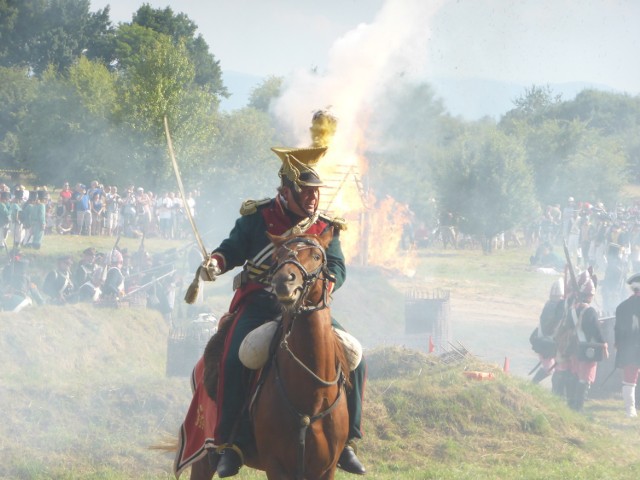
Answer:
[240,198,271,216]
[319,214,348,231]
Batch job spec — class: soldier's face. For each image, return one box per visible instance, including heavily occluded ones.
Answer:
[285,186,319,217]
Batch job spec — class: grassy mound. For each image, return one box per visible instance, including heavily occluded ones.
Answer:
[3,239,640,479]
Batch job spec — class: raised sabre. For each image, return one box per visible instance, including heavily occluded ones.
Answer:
[163,116,215,303]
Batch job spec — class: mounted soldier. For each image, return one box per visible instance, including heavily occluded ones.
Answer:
[196,113,366,477]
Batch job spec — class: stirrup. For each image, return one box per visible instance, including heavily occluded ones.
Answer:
[215,444,244,478]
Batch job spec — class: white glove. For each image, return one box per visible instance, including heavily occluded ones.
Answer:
[200,257,221,281]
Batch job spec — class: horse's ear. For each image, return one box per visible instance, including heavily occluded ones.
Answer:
[267,232,287,247]
[318,226,334,249]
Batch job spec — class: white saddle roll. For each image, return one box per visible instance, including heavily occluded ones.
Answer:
[239,321,279,370]
[239,320,363,371]
[333,328,363,371]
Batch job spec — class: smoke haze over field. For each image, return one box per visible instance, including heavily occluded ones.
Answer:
[94,0,640,102]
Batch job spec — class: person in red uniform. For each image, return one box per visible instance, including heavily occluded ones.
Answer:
[566,271,608,411]
[614,272,640,417]
[201,144,366,477]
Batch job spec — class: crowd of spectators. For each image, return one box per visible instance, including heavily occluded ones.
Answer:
[0,181,199,251]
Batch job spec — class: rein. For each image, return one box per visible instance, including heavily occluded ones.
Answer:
[267,235,344,480]
[268,236,334,314]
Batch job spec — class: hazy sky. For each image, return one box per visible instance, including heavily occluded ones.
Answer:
[90,0,640,94]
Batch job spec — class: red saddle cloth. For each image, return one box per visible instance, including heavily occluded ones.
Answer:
[174,356,218,478]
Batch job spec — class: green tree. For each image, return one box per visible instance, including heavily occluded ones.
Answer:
[500,84,563,131]
[432,125,537,253]
[248,76,283,112]
[0,0,114,75]
[0,66,36,176]
[561,135,627,207]
[366,81,455,226]
[68,55,117,117]
[205,107,276,205]
[19,65,128,185]
[130,4,227,96]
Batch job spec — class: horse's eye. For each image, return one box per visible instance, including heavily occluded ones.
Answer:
[313,253,321,261]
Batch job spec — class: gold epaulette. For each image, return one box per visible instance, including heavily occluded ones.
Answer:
[319,214,347,231]
[239,198,271,216]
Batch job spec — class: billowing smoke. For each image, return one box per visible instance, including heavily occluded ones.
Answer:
[273,0,445,153]
[272,0,445,269]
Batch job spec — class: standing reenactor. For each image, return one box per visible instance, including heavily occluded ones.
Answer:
[20,191,36,247]
[530,278,565,384]
[29,190,47,249]
[10,186,25,246]
[0,191,10,251]
[614,273,640,417]
[566,272,608,411]
[601,243,627,316]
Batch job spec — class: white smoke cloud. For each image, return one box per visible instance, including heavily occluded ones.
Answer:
[272,0,446,154]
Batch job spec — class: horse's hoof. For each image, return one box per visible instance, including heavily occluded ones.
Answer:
[338,445,366,475]
[216,447,243,477]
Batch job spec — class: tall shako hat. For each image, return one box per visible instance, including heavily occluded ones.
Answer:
[274,109,337,192]
[273,146,328,191]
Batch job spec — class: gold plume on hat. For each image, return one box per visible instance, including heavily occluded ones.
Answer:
[273,109,337,191]
[310,109,338,148]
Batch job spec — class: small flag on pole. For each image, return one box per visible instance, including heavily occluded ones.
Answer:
[428,335,435,353]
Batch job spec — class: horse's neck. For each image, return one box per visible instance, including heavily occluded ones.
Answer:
[282,308,337,376]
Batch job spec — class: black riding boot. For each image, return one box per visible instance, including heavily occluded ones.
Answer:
[338,440,366,475]
[216,445,244,478]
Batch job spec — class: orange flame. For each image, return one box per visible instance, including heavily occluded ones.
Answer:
[317,126,416,276]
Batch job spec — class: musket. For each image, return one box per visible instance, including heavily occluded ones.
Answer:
[528,361,542,376]
[102,233,121,283]
[563,239,579,294]
[121,269,176,299]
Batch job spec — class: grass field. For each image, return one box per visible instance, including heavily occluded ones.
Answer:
[2,236,640,479]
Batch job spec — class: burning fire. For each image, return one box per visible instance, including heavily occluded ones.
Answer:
[309,112,416,275]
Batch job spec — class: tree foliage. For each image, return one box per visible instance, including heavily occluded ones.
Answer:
[366,81,455,226]
[248,76,283,112]
[0,0,113,75]
[130,4,227,96]
[432,125,537,245]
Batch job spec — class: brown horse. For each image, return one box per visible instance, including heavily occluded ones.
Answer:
[187,228,349,480]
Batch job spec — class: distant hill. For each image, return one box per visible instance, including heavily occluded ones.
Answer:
[220,70,622,121]
[429,77,622,121]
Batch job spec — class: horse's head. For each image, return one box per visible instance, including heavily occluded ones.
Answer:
[268,228,334,312]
